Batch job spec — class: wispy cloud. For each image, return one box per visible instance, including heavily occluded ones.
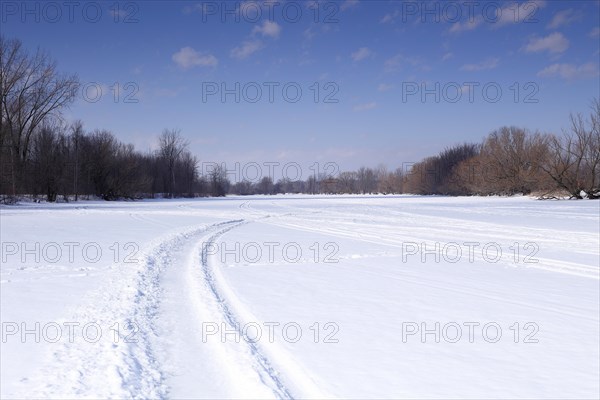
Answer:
[537,63,599,80]
[353,102,377,112]
[384,54,429,73]
[384,54,403,72]
[380,10,399,23]
[109,8,129,20]
[340,0,359,11]
[590,27,600,38]
[172,47,218,69]
[494,0,547,28]
[442,52,454,61]
[229,16,281,61]
[460,57,499,71]
[230,40,263,59]
[303,27,317,40]
[449,0,547,33]
[377,83,393,92]
[523,32,569,54]
[252,20,282,38]
[547,9,581,29]
[351,47,372,62]
[449,18,484,33]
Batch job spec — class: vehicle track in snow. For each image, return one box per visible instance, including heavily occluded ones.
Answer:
[198,220,294,399]
[238,201,599,279]
[22,225,212,398]
[20,220,298,399]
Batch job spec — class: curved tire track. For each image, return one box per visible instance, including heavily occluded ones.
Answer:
[199,220,295,399]
[23,223,244,399]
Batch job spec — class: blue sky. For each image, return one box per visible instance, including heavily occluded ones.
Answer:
[3,0,600,173]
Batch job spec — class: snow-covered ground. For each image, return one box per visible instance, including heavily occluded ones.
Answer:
[1,195,599,399]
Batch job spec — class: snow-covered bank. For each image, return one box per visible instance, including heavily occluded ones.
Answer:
[1,196,598,398]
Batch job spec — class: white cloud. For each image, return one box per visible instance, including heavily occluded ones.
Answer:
[172,47,218,69]
[340,0,359,11]
[252,20,281,38]
[353,102,376,112]
[547,9,580,29]
[384,54,403,72]
[537,63,599,80]
[460,57,499,71]
[377,83,393,92]
[303,27,316,40]
[495,0,547,27]
[109,8,128,20]
[230,40,263,59]
[449,17,484,33]
[229,19,280,62]
[384,54,428,72]
[590,27,600,38]
[351,47,372,62]
[442,52,454,61]
[523,32,569,54]
[380,10,399,23]
[450,0,547,32]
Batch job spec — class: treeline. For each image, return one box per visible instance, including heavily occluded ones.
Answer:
[0,36,225,202]
[229,103,600,200]
[404,107,600,199]
[3,122,221,201]
[1,36,598,202]
[227,166,404,196]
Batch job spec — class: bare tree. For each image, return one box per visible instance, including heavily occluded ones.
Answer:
[69,120,84,200]
[403,157,438,194]
[231,179,253,195]
[179,151,198,197]
[337,171,357,194]
[541,100,600,199]
[306,175,318,194]
[0,37,79,196]
[30,122,70,202]
[84,130,120,199]
[158,129,189,198]
[378,167,403,194]
[478,127,549,195]
[257,176,274,195]
[404,144,478,195]
[357,167,377,194]
[209,164,229,197]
